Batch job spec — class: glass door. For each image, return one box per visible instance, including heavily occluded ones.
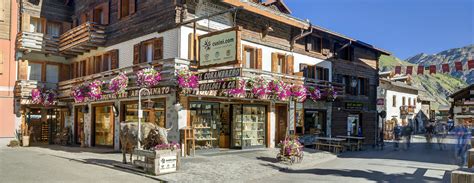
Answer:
[93,106,114,146]
[232,105,266,149]
[190,102,220,150]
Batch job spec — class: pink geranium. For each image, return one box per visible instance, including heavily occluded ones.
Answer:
[71,84,89,103]
[291,84,307,102]
[137,67,161,87]
[109,73,128,94]
[31,88,43,104]
[177,67,198,90]
[88,80,104,101]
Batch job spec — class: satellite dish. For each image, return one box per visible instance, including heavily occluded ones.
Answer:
[379,111,387,118]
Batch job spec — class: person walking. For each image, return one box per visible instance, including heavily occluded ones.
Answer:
[393,123,401,151]
[404,124,413,150]
[435,122,447,150]
[425,122,434,148]
[454,123,471,168]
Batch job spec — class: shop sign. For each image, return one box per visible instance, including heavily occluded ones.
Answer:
[345,102,364,110]
[81,86,171,103]
[376,98,385,106]
[189,90,281,100]
[198,80,237,91]
[158,155,177,174]
[199,27,240,68]
[197,68,241,81]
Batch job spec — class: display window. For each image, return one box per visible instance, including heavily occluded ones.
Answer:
[93,105,114,146]
[347,114,361,136]
[232,105,266,148]
[304,110,326,136]
[190,102,220,150]
[122,100,166,127]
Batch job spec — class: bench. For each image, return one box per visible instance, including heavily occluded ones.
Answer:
[342,142,359,151]
[314,142,344,153]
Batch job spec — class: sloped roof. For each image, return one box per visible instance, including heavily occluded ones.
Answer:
[449,84,474,98]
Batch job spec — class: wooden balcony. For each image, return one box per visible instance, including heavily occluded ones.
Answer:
[14,80,57,98]
[16,32,59,54]
[400,105,415,115]
[59,22,106,56]
[304,78,346,97]
[241,68,304,85]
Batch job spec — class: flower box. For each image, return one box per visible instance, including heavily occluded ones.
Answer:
[133,149,180,175]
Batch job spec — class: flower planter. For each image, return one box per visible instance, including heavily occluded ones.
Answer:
[133,149,180,175]
[22,136,30,147]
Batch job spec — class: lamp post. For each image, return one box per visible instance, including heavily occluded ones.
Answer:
[137,88,151,150]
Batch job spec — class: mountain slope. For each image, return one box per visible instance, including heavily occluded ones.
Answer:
[405,45,474,84]
[379,55,467,109]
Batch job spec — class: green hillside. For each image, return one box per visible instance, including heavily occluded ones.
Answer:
[378,55,467,109]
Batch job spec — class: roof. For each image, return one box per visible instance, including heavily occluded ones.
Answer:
[449,84,474,98]
[390,81,422,91]
[418,92,435,102]
[438,105,451,111]
[263,0,292,14]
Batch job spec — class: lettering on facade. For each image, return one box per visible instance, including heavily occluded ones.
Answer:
[197,68,241,81]
[78,87,171,103]
[188,89,280,100]
[198,80,237,91]
[345,102,364,110]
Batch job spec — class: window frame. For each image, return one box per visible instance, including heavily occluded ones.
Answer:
[46,21,62,37]
[393,95,397,107]
[243,45,257,69]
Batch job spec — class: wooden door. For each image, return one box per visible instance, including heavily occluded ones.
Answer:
[74,107,85,145]
[276,106,288,144]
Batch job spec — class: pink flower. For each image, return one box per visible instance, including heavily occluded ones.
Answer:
[31,88,43,104]
[88,80,104,101]
[137,68,161,87]
[71,84,89,103]
[177,68,198,89]
[109,73,128,94]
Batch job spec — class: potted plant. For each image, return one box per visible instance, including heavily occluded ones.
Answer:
[276,136,304,164]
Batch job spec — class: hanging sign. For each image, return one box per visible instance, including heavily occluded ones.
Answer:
[376,98,385,106]
[198,80,237,91]
[197,68,241,81]
[199,27,240,68]
[345,102,364,110]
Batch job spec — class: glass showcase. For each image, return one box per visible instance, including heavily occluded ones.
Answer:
[123,100,166,127]
[190,102,220,150]
[232,105,266,148]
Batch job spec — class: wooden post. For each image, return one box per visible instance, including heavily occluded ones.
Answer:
[468,148,474,168]
[451,168,474,183]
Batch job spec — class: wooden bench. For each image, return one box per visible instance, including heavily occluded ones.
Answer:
[342,142,359,151]
[315,142,344,153]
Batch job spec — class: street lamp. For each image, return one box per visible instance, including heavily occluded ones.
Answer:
[137,88,151,150]
[350,77,358,88]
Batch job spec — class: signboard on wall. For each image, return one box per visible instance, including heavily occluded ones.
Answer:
[197,68,241,81]
[199,27,240,68]
[345,102,364,110]
[198,80,237,91]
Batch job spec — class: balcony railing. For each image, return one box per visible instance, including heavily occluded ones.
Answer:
[59,22,106,56]
[14,80,58,98]
[304,78,345,97]
[16,32,59,54]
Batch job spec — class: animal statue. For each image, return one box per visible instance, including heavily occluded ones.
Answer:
[120,122,171,164]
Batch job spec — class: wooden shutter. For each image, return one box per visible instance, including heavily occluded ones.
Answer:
[41,18,47,33]
[0,51,3,74]
[153,37,163,60]
[188,33,200,60]
[130,0,136,14]
[117,0,122,19]
[256,48,262,70]
[102,2,109,25]
[95,56,102,73]
[271,52,278,72]
[60,64,70,81]
[110,49,119,69]
[21,13,30,32]
[133,43,140,64]
[18,60,28,80]
[71,63,76,78]
[286,55,294,75]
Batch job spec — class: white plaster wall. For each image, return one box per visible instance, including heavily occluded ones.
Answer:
[70,29,180,68]
[385,89,420,125]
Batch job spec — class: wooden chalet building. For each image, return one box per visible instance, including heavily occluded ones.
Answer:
[449,84,474,127]
[13,0,389,150]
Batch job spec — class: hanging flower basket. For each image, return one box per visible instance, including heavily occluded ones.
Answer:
[308,86,322,101]
[88,80,104,101]
[276,136,304,164]
[109,73,128,95]
[42,90,57,106]
[227,79,246,97]
[177,67,198,91]
[137,67,162,87]
[290,84,307,102]
[71,84,90,103]
[31,88,43,104]
[268,80,291,101]
[248,76,268,99]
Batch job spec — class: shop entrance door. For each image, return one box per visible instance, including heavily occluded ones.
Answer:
[347,114,361,136]
[92,105,115,147]
[276,105,288,144]
[74,107,85,145]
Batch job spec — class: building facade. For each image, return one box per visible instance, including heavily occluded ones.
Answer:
[12,0,388,150]
[0,0,19,144]
[449,84,474,127]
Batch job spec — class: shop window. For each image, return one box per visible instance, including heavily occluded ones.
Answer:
[93,105,114,146]
[28,63,42,81]
[304,110,326,136]
[232,105,266,148]
[347,114,361,136]
[243,46,256,69]
[46,21,61,37]
[123,101,166,127]
[393,95,396,107]
[190,102,220,150]
[30,17,44,33]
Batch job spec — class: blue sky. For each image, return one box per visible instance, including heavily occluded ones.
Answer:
[285,0,474,59]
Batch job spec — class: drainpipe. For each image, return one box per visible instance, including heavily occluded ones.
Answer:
[290,22,313,51]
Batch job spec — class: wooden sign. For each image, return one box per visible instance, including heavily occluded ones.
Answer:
[198,80,237,91]
[198,27,241,68]
[345,102,364,110]
[197,68,241,81]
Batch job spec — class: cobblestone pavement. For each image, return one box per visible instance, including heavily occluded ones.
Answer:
[0,145,336,183]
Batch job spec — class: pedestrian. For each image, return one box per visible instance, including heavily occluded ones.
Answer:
[425,122,434,148]
[393,123,401,151]
[435,122,447,150]
[454,123,471,168]
[403,124,413,149]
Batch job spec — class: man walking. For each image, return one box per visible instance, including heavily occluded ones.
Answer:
[393,123,401,151]
[454,123,471,168]
[403,124,413,150]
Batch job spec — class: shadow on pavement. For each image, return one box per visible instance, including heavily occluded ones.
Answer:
[262,163,445,183]
[32,144,119,154]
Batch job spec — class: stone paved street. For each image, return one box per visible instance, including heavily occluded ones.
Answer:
[0,136,463,183]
